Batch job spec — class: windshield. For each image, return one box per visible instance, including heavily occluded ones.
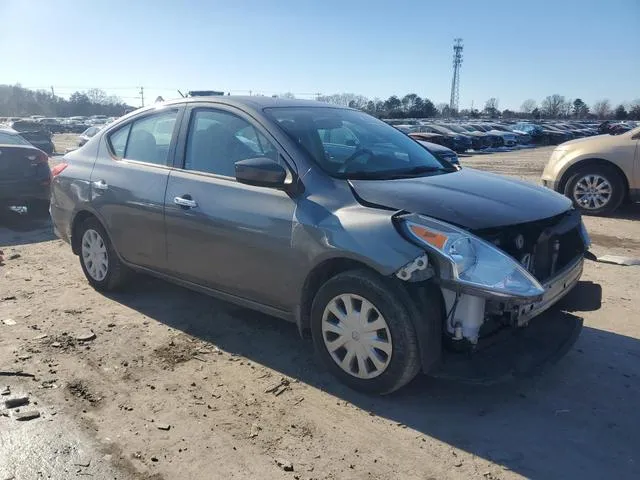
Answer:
[444,124,467,133]
[0,131,31,146]
[264,107,452,179]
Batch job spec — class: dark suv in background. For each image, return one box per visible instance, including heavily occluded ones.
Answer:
[4,120,55,154]
[0,128,52,215]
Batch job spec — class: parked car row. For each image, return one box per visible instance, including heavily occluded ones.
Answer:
[0,115,118,135]
[388,119,629,153]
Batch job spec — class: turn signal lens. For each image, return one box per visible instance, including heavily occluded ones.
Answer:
[408,224,448,249]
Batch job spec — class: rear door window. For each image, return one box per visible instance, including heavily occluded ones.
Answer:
[106,109,178,165]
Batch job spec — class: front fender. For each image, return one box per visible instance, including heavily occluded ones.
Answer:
[293,202,424,277]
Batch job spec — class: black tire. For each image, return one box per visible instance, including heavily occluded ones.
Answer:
[310,269,421,395]
[26,199,50,218]
[564,165,625,216]
[77,217,130,291]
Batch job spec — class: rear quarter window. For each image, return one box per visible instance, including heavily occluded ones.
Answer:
[107,124,131,158]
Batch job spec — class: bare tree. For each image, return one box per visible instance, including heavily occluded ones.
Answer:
[436,103,448,115]
[592,99,612,119]
[484,97,499,111]
[561,98,574,118]
[85,88,108,104]
[484,97,499,117]
[520,99,537,114]
[541,94,566,118]
[317,93,368,109]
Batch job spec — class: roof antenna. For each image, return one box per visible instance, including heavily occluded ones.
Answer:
[177,90,185,98]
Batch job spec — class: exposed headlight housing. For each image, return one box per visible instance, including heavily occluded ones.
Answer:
[396,214,545,299]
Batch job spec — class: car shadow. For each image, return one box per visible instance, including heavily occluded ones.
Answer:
[105,278,638,479]
[610,203,640,221]
[0,208,56,246]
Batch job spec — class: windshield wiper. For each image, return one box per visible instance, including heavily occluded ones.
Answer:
[385,165,453,178]
[345,165,451,180]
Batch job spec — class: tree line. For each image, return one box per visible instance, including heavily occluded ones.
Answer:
[2,84,638,121]
[0,84,131,118]
[300,92,640,120]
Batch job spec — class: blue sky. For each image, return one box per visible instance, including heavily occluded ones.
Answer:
[1,0,638,109]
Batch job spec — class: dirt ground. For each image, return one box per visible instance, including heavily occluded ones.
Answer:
[1,142,639,479]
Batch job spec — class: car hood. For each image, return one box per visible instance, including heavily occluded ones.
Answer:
[557,133,620,148]
[349,167,572,230]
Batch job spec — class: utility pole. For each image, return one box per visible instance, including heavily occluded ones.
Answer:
[50,86,55,97]
[139,87,145,107]
[449,38,463,113]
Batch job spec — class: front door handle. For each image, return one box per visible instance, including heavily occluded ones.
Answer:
[174,195,197,209]
[93,180,108,190]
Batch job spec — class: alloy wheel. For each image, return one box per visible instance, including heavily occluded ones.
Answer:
[81,228,109,281]
[572,174,612,210]
[321,294,392,379]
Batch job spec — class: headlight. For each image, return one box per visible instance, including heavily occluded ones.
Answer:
[397,214,544,298]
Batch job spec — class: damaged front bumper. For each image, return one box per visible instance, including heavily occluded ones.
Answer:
[437,255,584,344]
[509,256,583,325]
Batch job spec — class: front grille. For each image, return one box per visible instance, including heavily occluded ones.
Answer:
[474,210,586,283]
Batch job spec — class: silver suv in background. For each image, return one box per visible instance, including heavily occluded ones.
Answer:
[50,97,589,394]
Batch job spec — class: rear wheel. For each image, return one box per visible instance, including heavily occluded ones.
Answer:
[77,218,130,291]
[564,165,625,215]
[310,270,421,395]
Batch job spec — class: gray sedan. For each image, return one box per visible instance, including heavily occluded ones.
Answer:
[50,97,589,394]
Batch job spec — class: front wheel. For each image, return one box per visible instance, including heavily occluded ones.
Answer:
[310,270,421,395]
[564,166,625,215]
[77,218,130,291]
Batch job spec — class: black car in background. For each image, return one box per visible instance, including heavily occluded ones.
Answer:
[442,124,494,150]
[5,120,55,155]
[0,128,52,215]
[513,122,571,145]
[457,124,504,147]
[414,139,460,165]
[411,126,472,153]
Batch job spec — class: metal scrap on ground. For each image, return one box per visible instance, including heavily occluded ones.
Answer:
[596,255,640,266]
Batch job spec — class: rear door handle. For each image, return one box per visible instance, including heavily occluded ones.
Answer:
[93,180,108,190]
[174,195,197,208]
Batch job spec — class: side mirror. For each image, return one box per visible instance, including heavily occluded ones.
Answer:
[235,157,287,188]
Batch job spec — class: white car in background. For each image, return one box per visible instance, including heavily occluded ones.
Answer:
[471,124,519,147]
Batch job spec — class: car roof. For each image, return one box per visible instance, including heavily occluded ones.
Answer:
[0,127,19,135]
[162,95,341,110]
